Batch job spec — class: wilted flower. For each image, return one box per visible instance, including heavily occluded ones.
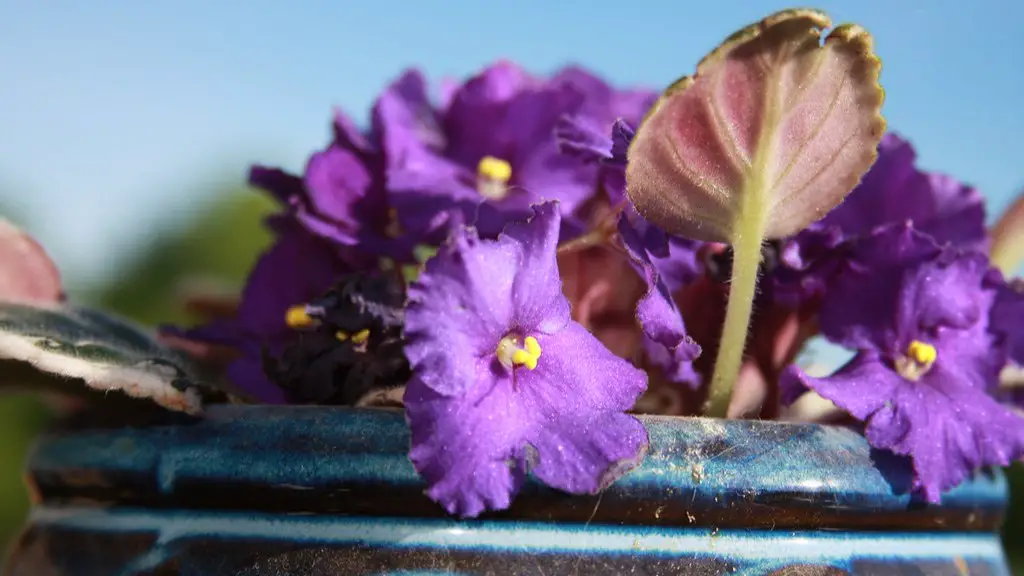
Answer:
[164,219,350,404]
[403,202,649,517]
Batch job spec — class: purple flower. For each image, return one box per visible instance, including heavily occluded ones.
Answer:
[549,65,657,129]
[376,63,606,238]
[250,112,432,262]
[164,219,351,404]
[781,225,1024,502]
[403,201,649,517]
[821,133,988,251]
[777,133,989,303]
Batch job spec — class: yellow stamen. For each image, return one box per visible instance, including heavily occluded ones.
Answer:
[496,334,541,371]
[285,305,314,328]
[477,156,512,200]
[335,331,349,341]
[907,340,937,366]
[351,329,370,345]
[896,339,937,381]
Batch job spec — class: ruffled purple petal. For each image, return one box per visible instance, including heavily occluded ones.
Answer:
[554,115,613,162]
[518,322,649,493]
[405,365,529,518]
[619,215,701,387]
[818,223,941,351]
[404,225,518,397]
[821,133,987,252]
[226,356,287,405]
[500,202,571,333]
[373,68,446,169]
[300,145,374,242]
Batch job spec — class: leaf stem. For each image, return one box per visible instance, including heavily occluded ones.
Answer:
[704,207,766,418]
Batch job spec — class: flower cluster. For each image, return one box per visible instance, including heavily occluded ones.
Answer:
[166,51,1024,514]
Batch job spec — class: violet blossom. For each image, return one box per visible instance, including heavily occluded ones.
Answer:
[781,224,1024,502]
[376,62,640,239]
[403,201,649,517]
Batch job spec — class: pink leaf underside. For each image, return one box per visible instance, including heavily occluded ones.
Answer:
[626,9,885,243]
[0,219,63,304]
[990,189,1024,276]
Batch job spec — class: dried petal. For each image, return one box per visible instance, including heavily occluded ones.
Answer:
[990,189,1024,276]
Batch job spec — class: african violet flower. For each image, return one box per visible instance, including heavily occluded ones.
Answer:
[403,201,649,517]
[250,109,438,263]
[781,224,1024,501]
[164,218,350,404]
[376,61,652,239]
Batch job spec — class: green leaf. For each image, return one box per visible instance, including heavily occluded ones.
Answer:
[0,301,209,414]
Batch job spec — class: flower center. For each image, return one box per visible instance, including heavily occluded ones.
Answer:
[476,156,512,200]
[495,334,541,371]
[286,305,370,345]
[895,339,937,381]
[285,305,315,328]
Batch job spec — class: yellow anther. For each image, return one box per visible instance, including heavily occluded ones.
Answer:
[351,329,371,345]
[285,305,314,328]
[477,156,512,183]
[476,156,513,200]
[498,335,541,371]
[335,331,349,341]
[896,339,937,381]
[907,340,937,367]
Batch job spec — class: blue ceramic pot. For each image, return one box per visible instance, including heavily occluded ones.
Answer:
[5,406,1012,575]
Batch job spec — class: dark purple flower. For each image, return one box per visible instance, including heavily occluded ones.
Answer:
[781,225,1024,502]
[164,220,350,404]
[376,62,608,238]
[403,201,649,517]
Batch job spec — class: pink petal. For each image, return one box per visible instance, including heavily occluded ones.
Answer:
[0,219,63,304]
[626,9,885,243]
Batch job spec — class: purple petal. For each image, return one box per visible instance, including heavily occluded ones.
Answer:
[226,356,287,405]
[518,323,649,493]
[500,202,571,333]
[249,166,304,206]
[301,145,374,240]
[821,132,987,252]
[619,215,701,387]
[405,366,529,518]
[554,115,613,162]
[404,225,518,397]
[373,68,446,170]
[819,223,941,351]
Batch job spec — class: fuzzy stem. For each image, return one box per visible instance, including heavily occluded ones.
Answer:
[705,208,766,418]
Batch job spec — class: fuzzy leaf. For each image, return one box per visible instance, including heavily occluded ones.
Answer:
[0,219,63,304]
[0,301,209,414]
[626,9,885,243]
[990,189,1024,276]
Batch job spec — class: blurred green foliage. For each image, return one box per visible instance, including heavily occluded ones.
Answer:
[0,186,277,547]
[0,185,1022,571]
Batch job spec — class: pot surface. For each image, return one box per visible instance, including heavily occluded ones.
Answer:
[5,406,1012,575]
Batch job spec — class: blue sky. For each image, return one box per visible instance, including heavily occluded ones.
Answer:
[2,0,1022,288]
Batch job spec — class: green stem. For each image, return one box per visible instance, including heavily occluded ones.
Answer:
[704,208,766,418]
